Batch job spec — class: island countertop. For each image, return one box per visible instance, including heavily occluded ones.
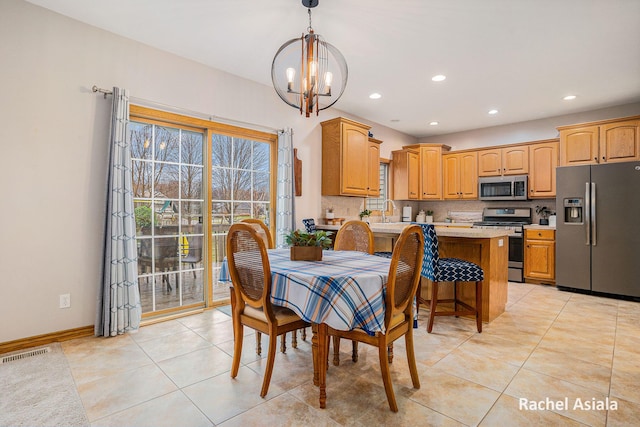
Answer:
[317,223,512,239]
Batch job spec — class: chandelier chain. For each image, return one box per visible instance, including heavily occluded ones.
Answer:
[307,8,313,32]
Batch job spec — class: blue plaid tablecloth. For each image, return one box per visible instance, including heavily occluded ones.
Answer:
[219,249,392,334]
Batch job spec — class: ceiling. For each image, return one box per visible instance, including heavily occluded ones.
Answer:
[25,0,640,138]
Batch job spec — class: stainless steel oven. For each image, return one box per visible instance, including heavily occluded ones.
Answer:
[473,208,531,282]
[478,175,528,201]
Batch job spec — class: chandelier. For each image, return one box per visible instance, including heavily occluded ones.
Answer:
[271,0,348,117]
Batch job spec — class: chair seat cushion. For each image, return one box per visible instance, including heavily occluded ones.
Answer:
[244,305,305,325]
[435,258,484,282]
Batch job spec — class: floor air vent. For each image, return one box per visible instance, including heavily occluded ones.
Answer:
[1,347,51,364]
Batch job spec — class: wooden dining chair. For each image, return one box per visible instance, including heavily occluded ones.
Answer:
[328,224,424,412]
[226,223,310,398]
[240,218,304,352]
[333,220,374,253]
[331,220,374,365]
[302,218,317,233]
[416,223,484,333]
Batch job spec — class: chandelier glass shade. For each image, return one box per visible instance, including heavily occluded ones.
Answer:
[271,7,347,117]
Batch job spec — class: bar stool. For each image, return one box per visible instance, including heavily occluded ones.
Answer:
[416,224,484,333]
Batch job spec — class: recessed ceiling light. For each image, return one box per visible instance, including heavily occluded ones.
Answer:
[369,93,382,99]
[390,119,400,122]
[488,109,499,115]
[563,95,577,101]
[431,75,446,82]
[429,121,439,126]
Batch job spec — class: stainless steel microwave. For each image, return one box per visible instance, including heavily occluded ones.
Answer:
[478,175,528,201]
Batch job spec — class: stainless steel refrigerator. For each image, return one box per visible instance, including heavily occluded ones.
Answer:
[556,162,640,298]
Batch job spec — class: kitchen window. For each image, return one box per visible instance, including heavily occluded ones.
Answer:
[366,160,392,214]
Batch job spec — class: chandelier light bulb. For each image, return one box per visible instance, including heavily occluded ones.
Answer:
[324,72,333,94]
[286,68,296,91]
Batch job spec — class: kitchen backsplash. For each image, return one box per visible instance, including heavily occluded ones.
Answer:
[319,196,556,224]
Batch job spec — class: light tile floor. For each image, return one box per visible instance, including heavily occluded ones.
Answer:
[56,283,640,426]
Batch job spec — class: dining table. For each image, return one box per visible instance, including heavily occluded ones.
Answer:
[219,248,392,408]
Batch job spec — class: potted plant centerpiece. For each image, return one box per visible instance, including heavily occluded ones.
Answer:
[284,229,333,261]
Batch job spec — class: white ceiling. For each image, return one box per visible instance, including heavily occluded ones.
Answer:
[25,0,640,138]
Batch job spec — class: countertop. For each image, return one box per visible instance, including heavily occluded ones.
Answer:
[523,224,556,230]
[317,222,511,239]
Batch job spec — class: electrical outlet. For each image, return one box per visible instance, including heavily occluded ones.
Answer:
[59,294,71,309]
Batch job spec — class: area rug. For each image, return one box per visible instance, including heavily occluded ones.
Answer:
[0,343,89,427]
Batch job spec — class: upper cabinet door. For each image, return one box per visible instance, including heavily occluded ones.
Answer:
[341,123,369,195]
[419,145,446,199]
[367,138,382,196]
[559,125,600,166]
[529,140,558,198]
[600,119,640,163]
[478,149,502,176]
[502,146,529,175]
[442,153,461,199]
[459,152,478,199]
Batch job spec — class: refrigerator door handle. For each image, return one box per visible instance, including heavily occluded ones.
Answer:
[591,182,597,246]
[585,182,591,245]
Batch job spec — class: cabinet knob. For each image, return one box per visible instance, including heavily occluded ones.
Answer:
[538,232,542,236]
[602,156,606,161]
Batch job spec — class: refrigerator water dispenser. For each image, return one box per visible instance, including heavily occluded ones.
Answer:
[563,198,583,224]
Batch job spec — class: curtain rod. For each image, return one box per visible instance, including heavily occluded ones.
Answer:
[92,85,112,98]
[91,84,281,134]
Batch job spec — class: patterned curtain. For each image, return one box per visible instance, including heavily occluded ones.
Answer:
[275,128,296,248]
[96,87,142,337]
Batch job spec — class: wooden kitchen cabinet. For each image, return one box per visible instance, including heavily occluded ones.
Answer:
[443,151,478,199]
[528,139,558,198]
[418,144,449,200]
[478,146,529,176]
[368,138,382,196]
[392,148,419,199]
[524,228,555,284]
[558,116,640,166]
[321,117,381,197]
[399,143,450,200]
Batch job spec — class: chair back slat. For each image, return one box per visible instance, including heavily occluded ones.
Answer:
[419,223,439,281]
[227,223,271,308]
[334,220,374,254]
[386,225,424,324]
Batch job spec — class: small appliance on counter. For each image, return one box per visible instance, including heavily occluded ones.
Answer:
[402,206,412,222]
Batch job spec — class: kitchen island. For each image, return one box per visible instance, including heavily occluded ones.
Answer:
[317,222,510,322]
